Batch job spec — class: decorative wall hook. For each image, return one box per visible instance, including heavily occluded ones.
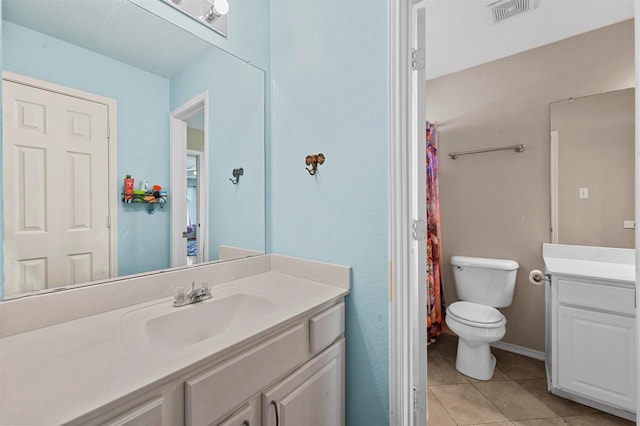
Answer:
[305,153,325,175]
[229,168,244,184]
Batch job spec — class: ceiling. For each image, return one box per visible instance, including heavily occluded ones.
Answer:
[425,0,635,80]
[3,0,211,79]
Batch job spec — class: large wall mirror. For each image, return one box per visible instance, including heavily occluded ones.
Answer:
[550,88,634,249]
[1,0,266,299]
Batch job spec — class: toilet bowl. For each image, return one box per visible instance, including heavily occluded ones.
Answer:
[445,301,506,380]
[446,255,518,380]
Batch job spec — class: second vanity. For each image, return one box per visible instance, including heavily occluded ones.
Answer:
[0,254,349,425]
[543,243,636,421]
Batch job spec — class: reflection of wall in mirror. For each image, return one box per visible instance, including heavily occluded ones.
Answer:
[3,21,171,278]
[170,48,266,262]
[552,88,635,249]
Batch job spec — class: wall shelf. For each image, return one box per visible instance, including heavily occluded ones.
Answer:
[122,192,167,213]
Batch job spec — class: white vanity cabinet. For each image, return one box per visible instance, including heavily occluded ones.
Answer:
[546,264,636,419]
[184,301,345,426]
[0,255,350,426]
[100,397,164,426]
[262,339,345,426]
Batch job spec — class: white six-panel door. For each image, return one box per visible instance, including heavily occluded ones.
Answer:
[3,79,111,296]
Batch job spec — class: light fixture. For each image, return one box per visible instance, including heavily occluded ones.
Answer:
[203,0,229,23]
[161,0,229,37]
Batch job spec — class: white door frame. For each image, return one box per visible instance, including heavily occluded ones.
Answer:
[388,1,428,425]
[170,92,209,267]
[634,0,640,414]
[186,149,205,264]
[2,71,119,281]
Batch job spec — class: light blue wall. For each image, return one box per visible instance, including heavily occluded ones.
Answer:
[2,21,171,278]
[269,1,389,424]
[170,49,266,259]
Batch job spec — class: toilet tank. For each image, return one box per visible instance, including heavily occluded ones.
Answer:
[451,256,519,308]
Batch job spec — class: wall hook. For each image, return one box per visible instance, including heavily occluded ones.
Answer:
[229,168,244,184]
[305,153,325,175]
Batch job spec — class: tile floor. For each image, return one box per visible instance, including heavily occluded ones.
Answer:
[427,333,635,425]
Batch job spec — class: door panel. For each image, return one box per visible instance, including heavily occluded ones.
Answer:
[3,79,111,296]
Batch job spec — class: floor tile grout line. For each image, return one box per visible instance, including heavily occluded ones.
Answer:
[426,386,459,425]
[469,379,562,422]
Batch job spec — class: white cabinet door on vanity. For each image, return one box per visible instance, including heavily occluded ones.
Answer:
[557,306,636,411]
[262,339,345,426]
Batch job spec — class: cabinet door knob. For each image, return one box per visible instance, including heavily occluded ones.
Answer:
[270,400,279,426]
[242,421,250,426]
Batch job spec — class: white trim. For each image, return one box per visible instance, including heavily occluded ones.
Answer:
[388,0,421,425]
[2,71,119,279]
[410,3,428,426]
[169,92,210,268]
[550,386,636,422]
[490,341,546,361]
[550,130,559,244]
[634,0,640,415]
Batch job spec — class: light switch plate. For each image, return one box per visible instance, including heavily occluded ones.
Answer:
[623,220,635,229]
[579,188,589,199]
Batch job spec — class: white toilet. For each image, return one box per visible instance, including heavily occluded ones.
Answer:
[445,256,519,380]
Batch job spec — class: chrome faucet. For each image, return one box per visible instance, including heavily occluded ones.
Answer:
[172,281,213,307]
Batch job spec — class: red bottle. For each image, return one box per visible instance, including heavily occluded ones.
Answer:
[124,175,134,202]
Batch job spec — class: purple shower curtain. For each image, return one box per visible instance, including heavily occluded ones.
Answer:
[426,122,444,343]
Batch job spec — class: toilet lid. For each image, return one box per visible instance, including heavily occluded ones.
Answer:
[447,301,503,325]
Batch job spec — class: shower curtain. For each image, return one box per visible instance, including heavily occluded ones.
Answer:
[426,121,444,343]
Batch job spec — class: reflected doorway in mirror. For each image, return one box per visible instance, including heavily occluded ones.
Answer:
[170,93,209,268]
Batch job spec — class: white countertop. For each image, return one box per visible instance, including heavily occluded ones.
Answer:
[0,271,348,425]
[542,243,636,285]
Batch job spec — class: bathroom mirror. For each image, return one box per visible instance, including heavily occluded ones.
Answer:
[550,88,634,249]
[1,0,266,299]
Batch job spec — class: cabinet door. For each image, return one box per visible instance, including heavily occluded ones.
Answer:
[263,339,344,426]
[558,306,636,410]
[217,398,260,426]
[100,397,163,426]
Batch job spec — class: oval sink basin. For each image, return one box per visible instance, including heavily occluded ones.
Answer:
[145,292,282,350]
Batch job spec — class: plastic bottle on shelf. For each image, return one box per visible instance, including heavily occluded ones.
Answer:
[124,175,135,202]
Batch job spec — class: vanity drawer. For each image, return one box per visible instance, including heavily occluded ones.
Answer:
[185,323,307,426]
[557,279,635,315]
[217,398,259,426]
[309,302,345,354]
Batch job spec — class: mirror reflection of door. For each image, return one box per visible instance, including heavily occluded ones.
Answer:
[2,75,116,296]
[186,112,205,265]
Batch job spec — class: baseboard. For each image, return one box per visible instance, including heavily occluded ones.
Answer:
[490,341,546,361]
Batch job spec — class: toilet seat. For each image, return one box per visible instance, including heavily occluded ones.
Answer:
[447,301,506,328]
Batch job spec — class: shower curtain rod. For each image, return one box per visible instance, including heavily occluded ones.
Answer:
[448,144,526,160]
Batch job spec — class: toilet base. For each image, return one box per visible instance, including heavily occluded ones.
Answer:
[455,339,496,381]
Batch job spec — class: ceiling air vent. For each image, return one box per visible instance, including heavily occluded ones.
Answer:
[489,0,539,24]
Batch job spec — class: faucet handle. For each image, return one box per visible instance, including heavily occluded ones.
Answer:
[171,285,186,303]
[200,281,212,293]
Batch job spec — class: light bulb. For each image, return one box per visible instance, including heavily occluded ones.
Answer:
[213,0,229,16]
[203,0,229,22]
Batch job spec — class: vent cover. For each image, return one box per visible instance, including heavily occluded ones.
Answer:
[489,0,537,23]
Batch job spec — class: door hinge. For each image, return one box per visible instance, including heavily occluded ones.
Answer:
[413,386,417,412]
[412,219,426,241]
[107,124,111,139]
[413,386,426,419]
[107,216,111,228]
[411,48,425,71]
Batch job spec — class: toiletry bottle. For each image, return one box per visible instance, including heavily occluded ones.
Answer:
[124,175,135,202]
[141,179,149,192]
